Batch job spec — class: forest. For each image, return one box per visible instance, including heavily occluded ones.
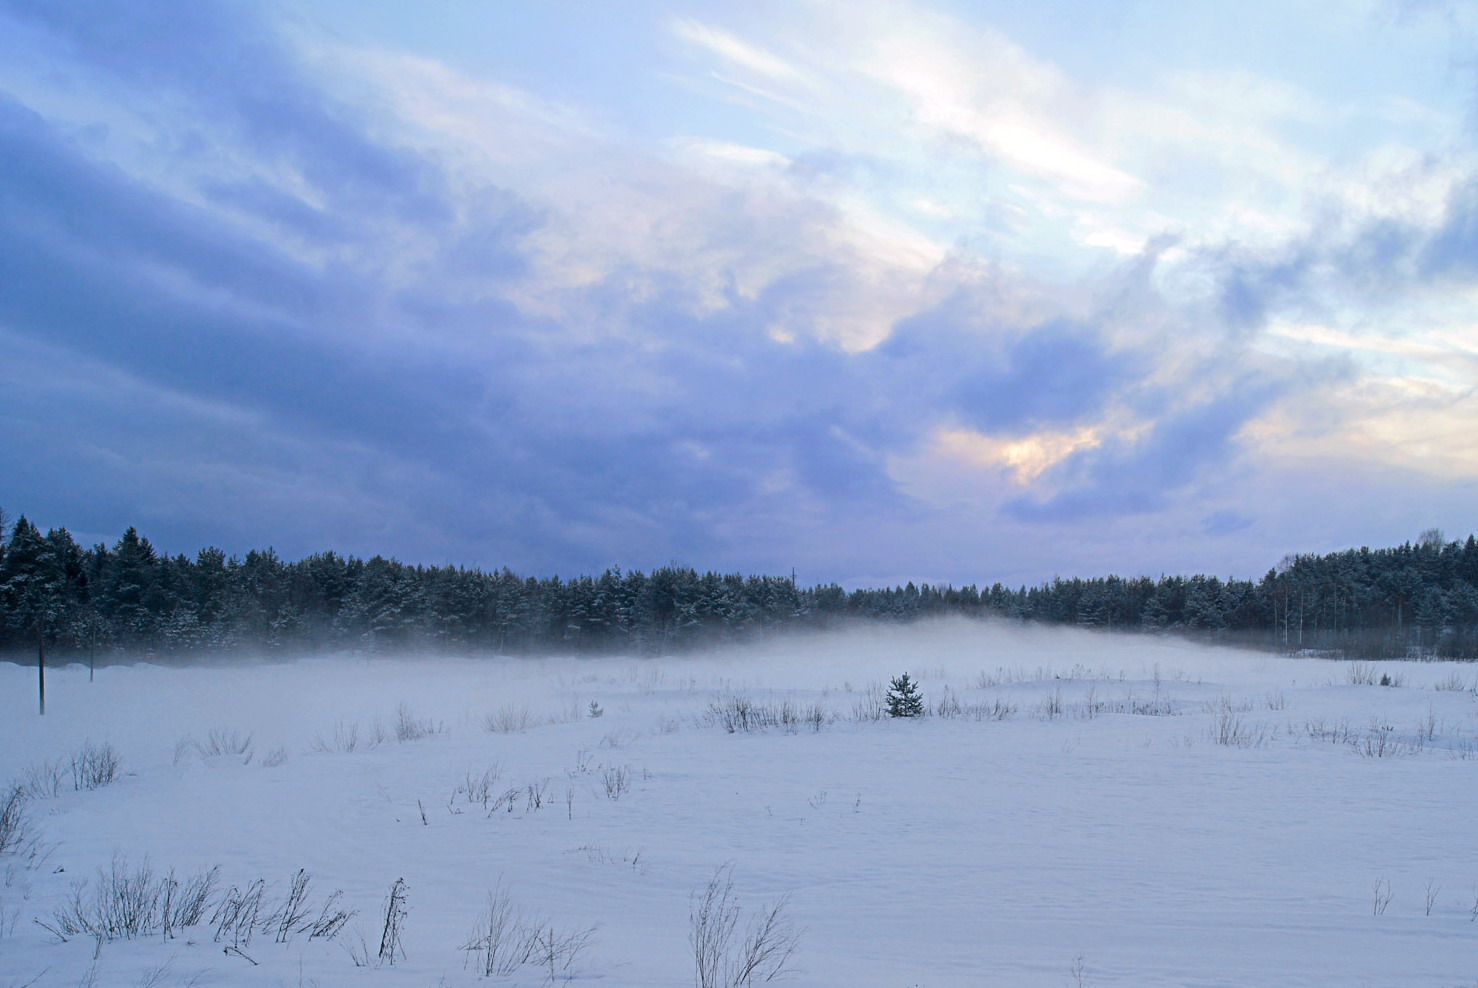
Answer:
[1,510,1475,663]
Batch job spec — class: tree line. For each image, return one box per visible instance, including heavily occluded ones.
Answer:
[2,510,1475,663]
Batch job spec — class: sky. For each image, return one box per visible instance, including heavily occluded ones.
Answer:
[2,0,1478,588]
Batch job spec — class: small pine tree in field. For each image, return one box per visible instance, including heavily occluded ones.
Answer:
[886,673,924,718]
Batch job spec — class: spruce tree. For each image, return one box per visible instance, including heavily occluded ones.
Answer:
[0,518,64,713]
[885,672,924,718]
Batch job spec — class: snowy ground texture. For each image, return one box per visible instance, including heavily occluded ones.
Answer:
[3,619,1478,987]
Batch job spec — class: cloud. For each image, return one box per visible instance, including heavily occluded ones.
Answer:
[953,324,1144,433]
[669,18,806,84]
[1004,384,1284,522]
[0,0,448,223]
[1202,510,1254,536]
[2,0,1475,589]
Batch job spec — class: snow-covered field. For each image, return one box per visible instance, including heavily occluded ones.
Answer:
[2,619,1477,987]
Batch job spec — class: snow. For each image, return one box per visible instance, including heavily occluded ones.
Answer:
[2,619,1477,986]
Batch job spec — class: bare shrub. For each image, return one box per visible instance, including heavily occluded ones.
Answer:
[461,881,598,980]
[549,700,584,726]
[1348,663,1407,687]
[710,696,783,734]
[457,765,503,810]
[1433,673,1468,692]
[1304,717,1356,745]
[777,701,801,734]
[0,785,33,856]
[191,730,255,761]
[311,720,361,754]
[975,669,1003,688]
[378,878,408,966]
[524,780,551,813]
[160,866,219,939]
[600,728,639,749]
[965,697,1016,721]
[87,856,165,940]
[714,696,814,733]
[307,888,356,940]
[1417,707,1438,743]
[367,720,391,747]
[1036,689,1064,720]
[463,884,525,977]
[1075,686,1104,720]
[1357,723,1414,758]
[601,766,631,801]
[345,929,374,967]
[803,704,830,732]
[71,741,120,791]
[1208,699,1269,748]
[691,865,801,988]
[484,704,534,734]
[206,868,351,947]
[19,759,65,799]
[489,786,528,815]
[1128,694,1176,717]
[529,921,598,983]
[849,686,886,722]
[272,869,312,943]
[932,686,963,719]
[41,856,218,943]
[570,844,644,871]
[1372,877,1393,915]
[212,879,267,948]
[395,704,441,743]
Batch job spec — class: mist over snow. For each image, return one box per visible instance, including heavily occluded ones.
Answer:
[3,0,1478,586]
[3,621,1478,985]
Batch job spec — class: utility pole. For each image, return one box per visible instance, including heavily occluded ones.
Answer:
[37,626,46,716]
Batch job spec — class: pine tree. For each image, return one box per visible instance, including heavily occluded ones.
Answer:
[885,672,924,718]
[0,518,65,713]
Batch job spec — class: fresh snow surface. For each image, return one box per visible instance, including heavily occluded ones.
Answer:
[2,619,1477,987]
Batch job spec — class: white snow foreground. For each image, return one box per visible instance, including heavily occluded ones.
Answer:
[2,619,1477,986]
